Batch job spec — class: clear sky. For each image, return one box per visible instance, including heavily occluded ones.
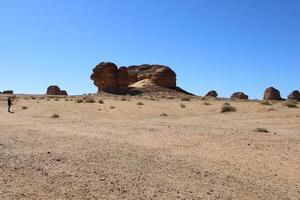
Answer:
[0,0,299,99]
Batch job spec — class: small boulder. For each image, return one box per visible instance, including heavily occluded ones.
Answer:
[288,90,300,101]
[60,90,68,96]
[263,87,282,100]
[231,92,249,100]
[205,90,218,98]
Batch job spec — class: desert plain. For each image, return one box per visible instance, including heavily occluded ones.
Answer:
[0,94,299,200]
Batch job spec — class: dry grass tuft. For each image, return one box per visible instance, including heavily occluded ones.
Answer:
[203,101,211,106]
[181,97,191,101]
[137,102,144,106]
[85,97,96,103]
[283,101,298,108]
[98,99,104,104]
[180,103,186,108]
[221,103,237,113]
[160,113,168,117]
[254,128,269,133]
[260,100,272,106]
[51,113,60,118]
[22,106,28,110]
[76,99,84,103]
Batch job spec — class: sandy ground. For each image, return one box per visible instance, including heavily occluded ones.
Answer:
[0,95,299,200]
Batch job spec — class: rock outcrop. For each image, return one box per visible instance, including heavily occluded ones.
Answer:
[205,90,218,98]
[231,92,249,100]
[288,90,300,101]
[91,62,178,94]
[46,85,68,95]
[2,90,13,94]
[263,87,282,100]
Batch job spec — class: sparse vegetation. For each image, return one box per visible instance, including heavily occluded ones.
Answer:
[54,98,59,101]
[203,101,211,106]
[110,106,115,109]
[98,99,104,104]
[283,101,298,108]
[22,106,28,110]
[221,103,237,113]
[180,103,186,108]
[167,96,175,100]
[120,97,127,101]
[181,97,191,101]
[254,128,269,133]
[137,101,144,105]
[76,99,84,103]
[260,100,272,106]
[51,113,60,118]
[85,97,96,103]
[31,96,36,100]
[160,113,168,117]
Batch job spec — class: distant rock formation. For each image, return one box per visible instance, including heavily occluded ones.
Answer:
[231,92,249,100]
[288,90,300,101]
[2,90,13,94]
[205,90,218,98]
[91,62,179,94]
[46,85,68,95]
[263,87,282,100]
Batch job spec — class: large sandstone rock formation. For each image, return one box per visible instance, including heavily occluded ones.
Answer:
[205,90,218,98]
[91,62,178,94]
[288,90,300,101]
[46,85,68,95]
[2,90,13,94]
[263,87,282,100]
[231,92,249,100]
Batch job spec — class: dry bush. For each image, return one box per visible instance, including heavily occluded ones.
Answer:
[260,100,272,106]
[283,101,298,108]
[254,128,269,133]
[203,101,211,106]
[65,98,69,101]
[85,97,96,103]
[98,99,104,104]
[46,98,51,101]
[54,98,59,101]
[51,113,60,118]
[180,103,186,108]
[160,113,168,117]
[137,101,144,105]
[110,106,115,109]
[181,97,191,101]
[167,96,175,100]
[76,99,83,103]
[22,106,28,110]
[31,96,36,100]
[221,103,237,113]
[120,97,127,101]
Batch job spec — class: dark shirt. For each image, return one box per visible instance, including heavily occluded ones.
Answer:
[7,99,12,106]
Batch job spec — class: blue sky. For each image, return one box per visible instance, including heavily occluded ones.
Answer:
[0,0,299,99]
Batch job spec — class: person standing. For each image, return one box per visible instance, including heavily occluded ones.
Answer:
[7,97,12,113]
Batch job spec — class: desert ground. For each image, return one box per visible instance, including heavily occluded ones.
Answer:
[0,94,299,200]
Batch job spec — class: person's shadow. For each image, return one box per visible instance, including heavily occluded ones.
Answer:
[8,111,14,114]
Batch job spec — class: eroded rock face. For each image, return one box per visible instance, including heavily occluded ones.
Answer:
[288,90,300,101]
[91,62,177,94]
[46,86,68,95]
[263,87,282,100]
[127,65,176,88]
[231,92,249,100]
[205,90,218,98]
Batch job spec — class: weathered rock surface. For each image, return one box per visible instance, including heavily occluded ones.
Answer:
[205,90,218,98]
[288,90,300,101]
[91,62,179,94]
[263,87,282,100]
[46,86,68,95]
[231,92,249,100]
[2,90,13,94]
